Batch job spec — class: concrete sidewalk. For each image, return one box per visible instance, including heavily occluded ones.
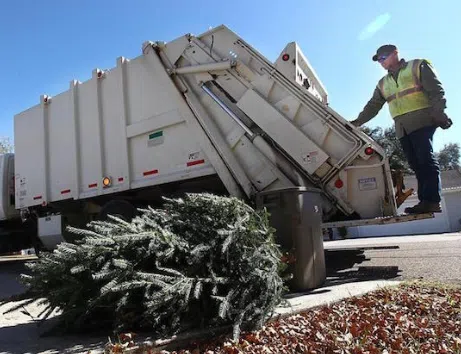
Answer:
[275,279,401,316]
[324,232,461,250]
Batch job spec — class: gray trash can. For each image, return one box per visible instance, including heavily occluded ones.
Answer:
[255,187,326,292]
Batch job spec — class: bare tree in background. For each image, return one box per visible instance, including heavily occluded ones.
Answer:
[361,127,460,172]
[436,143,460,171]
[0,137,13,154]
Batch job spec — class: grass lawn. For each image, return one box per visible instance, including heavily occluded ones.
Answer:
[106,281,461,354]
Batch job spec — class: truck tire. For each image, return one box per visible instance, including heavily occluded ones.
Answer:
[98,200,137,222]
[33,237,44,256]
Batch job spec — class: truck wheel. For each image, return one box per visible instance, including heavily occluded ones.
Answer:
[98,200,137,222]
[33,238,44,256]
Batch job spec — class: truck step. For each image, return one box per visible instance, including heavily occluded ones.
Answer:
[322,212,434,229]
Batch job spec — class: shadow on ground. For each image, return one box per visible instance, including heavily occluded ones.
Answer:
[283,247,401,299]
[0,260,106,354]
[0,322,105,354]
[324,248,402,286]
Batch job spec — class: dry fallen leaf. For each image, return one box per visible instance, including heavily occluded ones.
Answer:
[109,283,461,354]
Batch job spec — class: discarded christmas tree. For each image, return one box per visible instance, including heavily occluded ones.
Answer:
[5,193,287,340]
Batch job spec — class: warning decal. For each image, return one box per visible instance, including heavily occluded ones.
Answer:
[358,177,377,191]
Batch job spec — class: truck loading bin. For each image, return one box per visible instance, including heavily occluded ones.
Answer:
[256,187,326,291]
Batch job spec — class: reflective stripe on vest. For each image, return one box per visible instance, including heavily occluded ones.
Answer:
[378,59,431,118]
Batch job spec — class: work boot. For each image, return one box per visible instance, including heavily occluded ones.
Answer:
[404,201,441,214]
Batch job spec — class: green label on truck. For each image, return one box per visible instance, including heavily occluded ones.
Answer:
[148,131,164,147]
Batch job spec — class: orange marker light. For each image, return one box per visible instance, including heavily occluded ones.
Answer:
[102,177,112,187]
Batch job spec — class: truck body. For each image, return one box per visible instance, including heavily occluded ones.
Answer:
[0,154,37,254]
[10,25,432,251]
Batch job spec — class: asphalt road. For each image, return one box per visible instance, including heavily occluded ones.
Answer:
[0,233,459,353]
[324,233,461,286]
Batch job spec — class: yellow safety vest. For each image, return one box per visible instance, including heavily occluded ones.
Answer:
[378,59,431,118]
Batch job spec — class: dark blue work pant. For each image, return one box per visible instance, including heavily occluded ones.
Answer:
[399,126,441,203]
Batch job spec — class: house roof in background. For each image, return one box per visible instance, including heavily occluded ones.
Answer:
[403,169,461,191]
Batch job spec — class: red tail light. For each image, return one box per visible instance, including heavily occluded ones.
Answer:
[334,179,344,189]
[365,147,374,156]
[282,53,290,61]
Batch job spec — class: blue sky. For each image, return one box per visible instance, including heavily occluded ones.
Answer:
[0,0,459,152]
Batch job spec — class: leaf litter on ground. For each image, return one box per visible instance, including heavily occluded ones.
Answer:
[104,281,461,354]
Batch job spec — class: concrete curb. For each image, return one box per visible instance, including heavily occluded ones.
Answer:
[274,280,402,316]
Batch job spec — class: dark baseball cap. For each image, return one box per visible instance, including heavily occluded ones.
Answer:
[372,44,397,61]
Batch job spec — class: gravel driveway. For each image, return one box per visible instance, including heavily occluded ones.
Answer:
[0,233,459,353]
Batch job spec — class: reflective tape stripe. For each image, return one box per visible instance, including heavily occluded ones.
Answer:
[187,159,205,167]
[412,59,422,86]
[400,86,423,96]
[143,169,158,176]
[386,86,423,102]
[386,93,397,102]
[378,78,385,97]
[382,60,423,102]
[33,195,42,200]
[88,183,98,188]
[61,189,71,194]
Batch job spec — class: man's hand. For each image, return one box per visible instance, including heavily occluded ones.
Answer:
[433,111,453,130]
[440,118,453,130]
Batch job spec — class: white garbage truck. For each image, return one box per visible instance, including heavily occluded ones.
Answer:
[7,25,432,255]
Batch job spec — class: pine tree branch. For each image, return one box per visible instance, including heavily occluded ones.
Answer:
[13,193,285,339]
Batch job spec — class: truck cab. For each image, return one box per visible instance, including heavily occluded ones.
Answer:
[0,153,19,222]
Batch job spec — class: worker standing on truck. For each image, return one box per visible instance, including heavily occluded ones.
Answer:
[350,44,453,215]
